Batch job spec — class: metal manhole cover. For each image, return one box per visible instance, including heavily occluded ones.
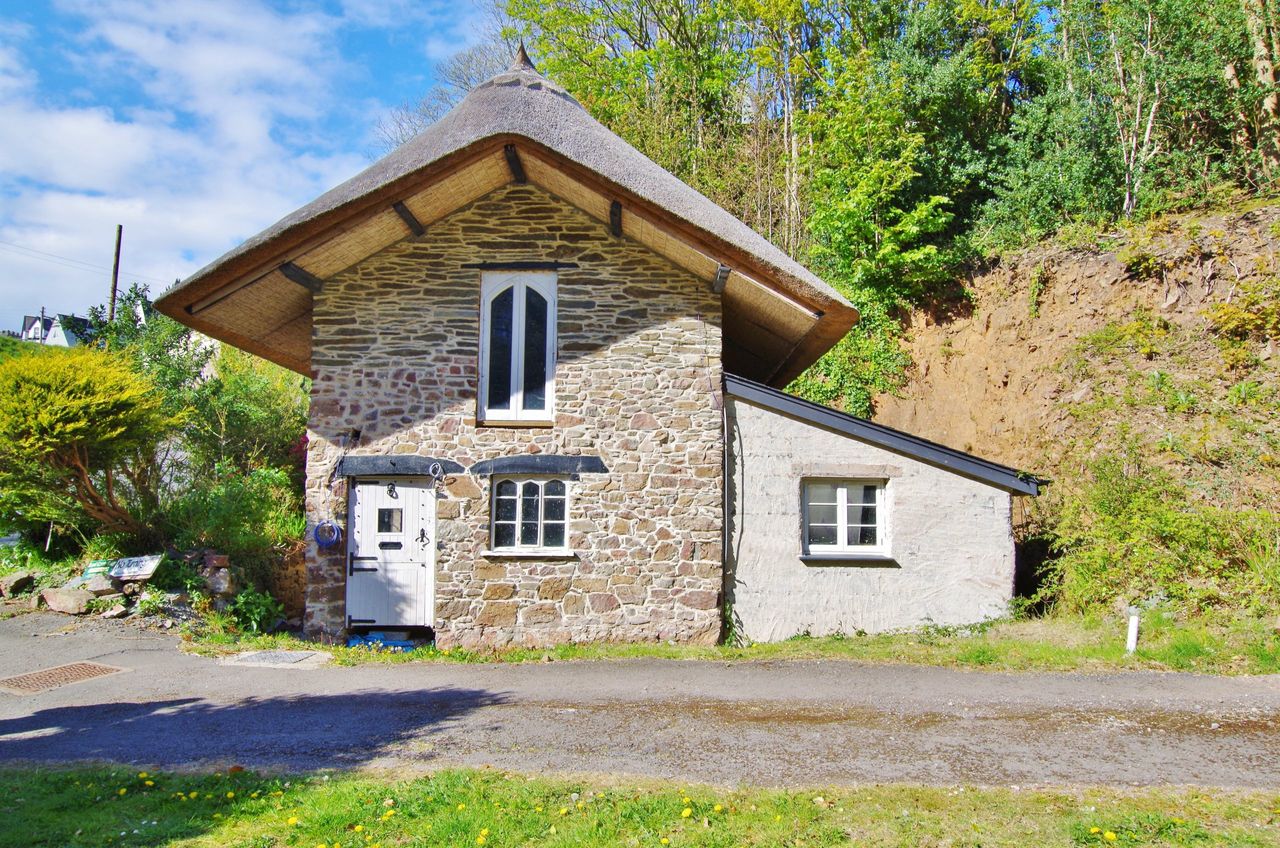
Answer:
[0,661,126,694]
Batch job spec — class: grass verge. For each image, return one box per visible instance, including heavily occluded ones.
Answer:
[4,767,1278,848]
[184,611,1280,675]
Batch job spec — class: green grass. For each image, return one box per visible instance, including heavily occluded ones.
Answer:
[3,767,1277,848]
[184,611,1280,675]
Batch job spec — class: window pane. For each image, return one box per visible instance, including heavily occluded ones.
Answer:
[806,483,838,504]
[858,484,878,505]
[521,482,541,522]
[487,287,514,410]
[523,288,548,410]
[496,479,516,498]
[543,522,565,548]
[807,524,837,546]
[495,496,517,521]
[808,504,837,526]
[545,479,565,497]
[520,521,540,546]
[377,508,402,533]
[494,523,516,548]
[544,495,565,521]
[856,525,878,546]
[848,505,876,526]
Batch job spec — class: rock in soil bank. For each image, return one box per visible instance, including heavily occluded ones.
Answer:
[0,570,34,597]
[40,587,94,615]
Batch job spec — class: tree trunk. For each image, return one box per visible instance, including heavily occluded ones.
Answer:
[1242,0,1280,179]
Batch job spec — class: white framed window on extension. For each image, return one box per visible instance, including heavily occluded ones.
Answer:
[802,480,888,557]
[490,477,569,554]
[479,270,557,424]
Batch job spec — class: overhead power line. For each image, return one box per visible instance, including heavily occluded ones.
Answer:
[0,238,172,286]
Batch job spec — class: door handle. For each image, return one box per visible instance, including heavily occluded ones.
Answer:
[417,528,429,546]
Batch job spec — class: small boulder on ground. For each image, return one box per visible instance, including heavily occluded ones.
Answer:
[0,570,35,598]
[99,604,130,619]
[83,574,120,596]
[40,587,94,615]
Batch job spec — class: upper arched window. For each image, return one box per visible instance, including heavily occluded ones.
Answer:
[479,270,557,423]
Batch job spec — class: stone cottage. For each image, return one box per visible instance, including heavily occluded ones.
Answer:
[156,49,1039,647]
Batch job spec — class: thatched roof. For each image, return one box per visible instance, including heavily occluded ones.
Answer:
[155,49,858,383]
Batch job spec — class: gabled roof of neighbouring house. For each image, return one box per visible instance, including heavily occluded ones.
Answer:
[153,48,858,384]
[724,373,1043,496]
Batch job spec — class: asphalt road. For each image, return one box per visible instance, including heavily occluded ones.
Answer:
[2,611,1278,788]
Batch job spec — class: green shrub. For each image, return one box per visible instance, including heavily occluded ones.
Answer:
[230,588,285,633]
[1046,444,1280,614]
[164,463,305,589]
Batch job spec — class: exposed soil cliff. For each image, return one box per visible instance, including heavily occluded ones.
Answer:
[874,204,1280,505]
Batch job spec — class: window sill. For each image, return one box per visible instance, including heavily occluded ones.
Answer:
[481,549,578,560]
[801,553,900,568]
[477,418,554,429]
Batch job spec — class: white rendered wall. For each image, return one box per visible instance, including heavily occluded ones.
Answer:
[726,396,1016,642]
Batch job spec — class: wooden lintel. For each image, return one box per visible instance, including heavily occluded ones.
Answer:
[712,264,731,294]
[279,262,324,293]
[609,200,623,237]
[504,144,527,183]
[463,261,579,271]
[392,201,425,236]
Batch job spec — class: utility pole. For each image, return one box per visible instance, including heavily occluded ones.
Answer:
[39,306,46,344]
[108,224,123,321]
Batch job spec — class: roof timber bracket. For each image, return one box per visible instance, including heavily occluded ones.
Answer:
[279,262,324,293]
[712,264,730,294]
[609,200,623,237]
[504,144,527,184]
[392,201,425,236]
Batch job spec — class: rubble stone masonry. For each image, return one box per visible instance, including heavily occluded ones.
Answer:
[304,183,724,647]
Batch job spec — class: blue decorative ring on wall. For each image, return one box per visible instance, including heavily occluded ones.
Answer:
[313,520,343,549]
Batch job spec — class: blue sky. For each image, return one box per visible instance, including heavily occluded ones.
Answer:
[0,0,491,331]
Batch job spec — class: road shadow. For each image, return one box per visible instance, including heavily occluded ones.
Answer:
[0,687,508,770]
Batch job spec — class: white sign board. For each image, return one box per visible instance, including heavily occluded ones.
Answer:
[108,554,164,581]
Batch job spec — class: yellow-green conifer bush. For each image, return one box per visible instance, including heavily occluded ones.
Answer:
[0,346,181,541]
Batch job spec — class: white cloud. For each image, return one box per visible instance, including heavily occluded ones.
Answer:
[0,0,459,331]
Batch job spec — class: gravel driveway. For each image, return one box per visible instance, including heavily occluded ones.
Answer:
[2,611,1278,788]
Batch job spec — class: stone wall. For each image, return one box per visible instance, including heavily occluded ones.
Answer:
[726,395,1015,641]
[304,183,724,647]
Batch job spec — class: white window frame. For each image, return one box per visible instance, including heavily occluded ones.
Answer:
[489,476,571,554]
[478,270,557,424]
[801,479,888,556]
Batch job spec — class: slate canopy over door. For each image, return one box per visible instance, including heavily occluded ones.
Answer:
[347,477,435,628]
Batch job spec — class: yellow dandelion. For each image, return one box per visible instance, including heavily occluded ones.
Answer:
[316,844,328,848]
[713,804,723,813]
[682,796,690,804]
[559,807,569,816]
[577,801,585,810]
[144,781,154,787]
[476,837,486,846]
[481,829,490,836]
[226,791,235,799]
[661,839,670,846]
[250,791,259,798]
[535,805,544,812]
[774,814,782,823]
[1090,828,1101,834]
[1104,834,1117,842]
[287,816,300,826]
[273,790,284,796]
[354,825,364,832]
[117,788,127,796]
[189,792,199,799]
[137,772,149,779]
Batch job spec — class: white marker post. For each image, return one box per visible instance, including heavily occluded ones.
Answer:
[1126,608,1141,654]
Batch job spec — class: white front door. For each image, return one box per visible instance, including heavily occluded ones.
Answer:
[347,478,435,628]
